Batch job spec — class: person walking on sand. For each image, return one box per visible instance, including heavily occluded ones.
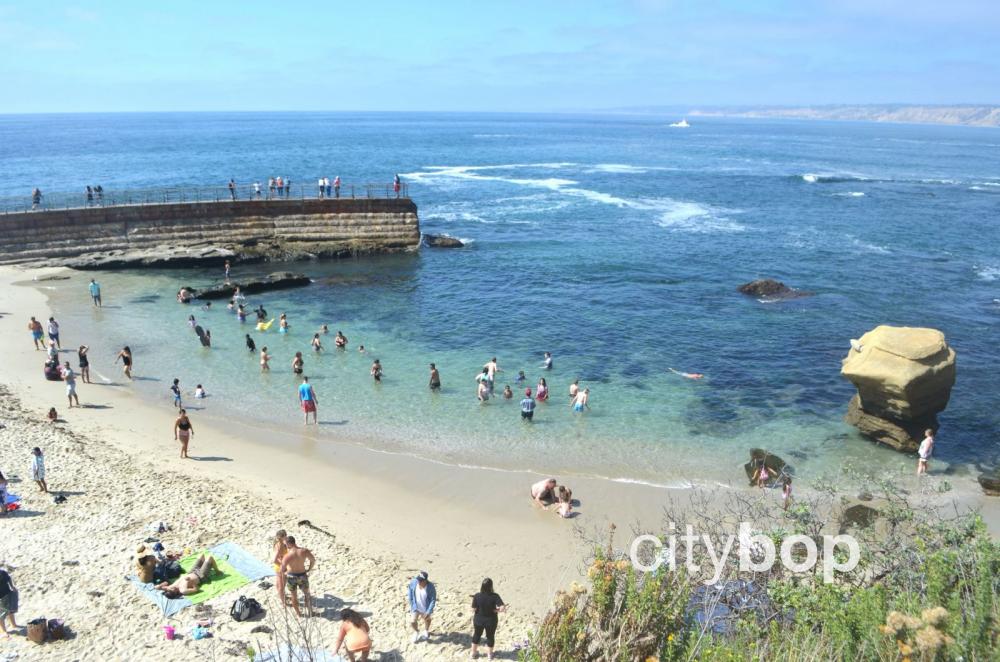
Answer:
[88,278,102,306]
[520,388,536,421]
[62,361,79,408]
[917,428,935,476]
[46,317,61,350]
[171,378,182,409]
[571,388,590,413]
[28,317,44,350]
[280,536,316,617]
[174,409,193,458]
[115,346,133,380]
[0,565,20,639]
[408,571,436,644]
[470,577,506,660]
[334,609,372,661]
[298,377,318,425]
[260,346,271,372]
[429,363,441,390]
[782,476,793,511]
[31,447,47,493]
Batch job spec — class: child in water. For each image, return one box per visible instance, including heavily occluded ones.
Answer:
[195,385,206,399]
[502,385,513,399]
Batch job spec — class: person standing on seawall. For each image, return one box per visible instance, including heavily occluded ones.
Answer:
[85,185,93,205]
[317,177,325,198]
[31,188,42,210]
[393,173,401,198]
[88,278,102,306]
[334,175,341,198]
[470,577,506,660]
[228,179,236,200]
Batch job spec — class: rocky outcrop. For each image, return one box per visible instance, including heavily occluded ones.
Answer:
[737,279,812,300]
[0,198,420,268]
[743,449,791,486]
[188,272,312,300]
[423,234,465,248]
[841,326,956,453]
[978,471,1000,497]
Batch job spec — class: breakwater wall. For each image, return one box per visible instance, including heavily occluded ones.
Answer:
[0,197,420,268]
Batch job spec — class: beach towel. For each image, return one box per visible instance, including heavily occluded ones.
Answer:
[129,541,273,617]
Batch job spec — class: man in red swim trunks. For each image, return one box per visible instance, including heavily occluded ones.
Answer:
[298,377,318,425]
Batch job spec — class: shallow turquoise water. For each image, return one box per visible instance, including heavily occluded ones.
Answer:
[8,112,1000,484]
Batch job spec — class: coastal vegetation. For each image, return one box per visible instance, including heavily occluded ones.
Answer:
[521,468,1000,661]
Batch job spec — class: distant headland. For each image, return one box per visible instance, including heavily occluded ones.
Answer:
[688,104,1000,128]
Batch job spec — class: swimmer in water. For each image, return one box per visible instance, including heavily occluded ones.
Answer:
[429,363,441,390]
[503,385,513,400]
[202,301,212,311]
[260,347,271,372]
[669,368,704,380]
[358,344,365,353]
[321,324,329,334]
[237,305,246,322]
[370,359,383,383]
[569,379,579,401]
[256,305,267,322]
[311,333,323,352]
[335,331,347,349]
[542,352,553,370]
[188,315,196,328]
[535,377,548,402]
[571,388,589,412]
[514,370,526,384]
[279,314,289,333]
[292,352,304,376]
[195,384,206,399]
[246,334,256,353]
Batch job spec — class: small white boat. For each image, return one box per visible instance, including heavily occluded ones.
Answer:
[669,119,690,128]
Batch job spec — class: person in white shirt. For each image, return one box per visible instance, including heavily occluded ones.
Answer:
[318,177,325,198]
[407,571,436,643]
[917,428,935,475]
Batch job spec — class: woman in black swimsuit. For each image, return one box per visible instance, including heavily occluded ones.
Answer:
[292,352,304,376]
[174,409,194,459]
[115,346,133,380]
[78,345,91,383]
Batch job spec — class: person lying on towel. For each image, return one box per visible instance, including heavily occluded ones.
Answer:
[155,554,218,599]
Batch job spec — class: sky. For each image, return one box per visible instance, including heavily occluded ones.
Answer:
[1,0,998,113]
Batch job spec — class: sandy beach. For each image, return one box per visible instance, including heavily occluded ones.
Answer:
[1,264,997,661]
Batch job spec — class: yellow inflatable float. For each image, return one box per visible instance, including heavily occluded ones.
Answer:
[256,318,275,332]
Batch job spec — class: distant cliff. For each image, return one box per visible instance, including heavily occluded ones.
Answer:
[687,105,1000,128]
[0,197,420,268]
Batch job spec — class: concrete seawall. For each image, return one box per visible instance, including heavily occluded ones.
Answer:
[0,197,420,268]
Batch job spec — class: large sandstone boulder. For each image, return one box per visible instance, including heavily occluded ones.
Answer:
[841,326,956,452]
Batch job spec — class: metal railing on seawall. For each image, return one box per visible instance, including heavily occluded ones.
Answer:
[0,181,410,214]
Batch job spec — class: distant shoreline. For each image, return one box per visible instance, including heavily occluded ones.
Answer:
[680,105,1000,129]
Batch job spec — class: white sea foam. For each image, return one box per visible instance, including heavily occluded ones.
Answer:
[831,191,866,197]
[846,235,891,255]
[801,172,873,184]
[969,183,1000,192]
[974,265,1000,282]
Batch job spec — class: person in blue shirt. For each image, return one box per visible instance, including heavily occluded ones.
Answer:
[298,377,318,425]
[520,389,536,421]
[88,279,102,307]
[407,571,436,644]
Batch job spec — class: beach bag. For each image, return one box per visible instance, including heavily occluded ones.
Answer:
[27,618,47,644]
[47,619,65,640]
[230,595,262,622]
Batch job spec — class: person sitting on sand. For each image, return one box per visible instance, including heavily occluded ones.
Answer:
[334,608,372,661]
[531,478,557,508]
[280,536,316,617]
[194,384,206,399]
[556,485,573,518]
[47,407,58,424]
[155,554,219,599]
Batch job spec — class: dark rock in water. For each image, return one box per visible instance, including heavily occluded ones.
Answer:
[839,504,879,533]
[743,449,791,486]
[737,279,813,300]
[190,272,311,300]
[978,470,1000,497]
[423,234,465,248]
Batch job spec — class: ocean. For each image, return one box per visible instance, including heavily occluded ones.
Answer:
[5,112,999,486]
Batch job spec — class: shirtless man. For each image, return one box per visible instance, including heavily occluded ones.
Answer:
[156,554,218,599]
[531,478,558,509]
[429,363,441,390]
[483,357,501,395]
[28,316,44,350]
[280,536,316,617]
[569,379,579,401]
